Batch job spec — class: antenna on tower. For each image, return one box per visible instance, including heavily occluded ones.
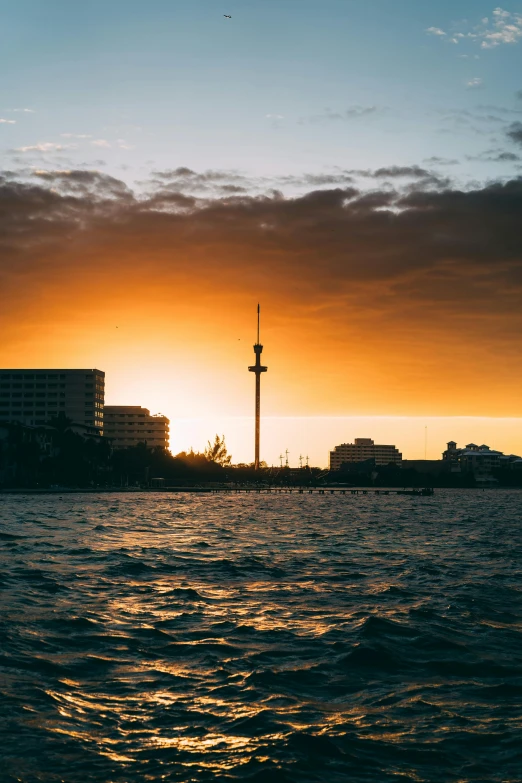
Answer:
[299,454,303,469]
[279,453,283,468]
[285,449,289,468]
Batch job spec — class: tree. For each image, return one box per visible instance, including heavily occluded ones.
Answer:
[204,434,232,466]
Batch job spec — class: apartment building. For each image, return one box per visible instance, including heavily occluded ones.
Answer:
[103,406,170,450]
[329,438,402,470]
[0,369,104,432]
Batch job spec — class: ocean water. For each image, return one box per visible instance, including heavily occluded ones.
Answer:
[0,490,521,783]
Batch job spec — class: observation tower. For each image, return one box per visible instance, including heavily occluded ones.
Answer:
[248,304,267,469]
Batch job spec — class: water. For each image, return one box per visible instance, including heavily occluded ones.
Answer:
[1,490,521,782]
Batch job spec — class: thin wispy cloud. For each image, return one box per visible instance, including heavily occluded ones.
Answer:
[7,108,35,113]
[0,119,16,125]
[60,133,92,139]
[301,105,382,124]
[466,78,483,89]
[91,139,111,148]
[15,142,75,153]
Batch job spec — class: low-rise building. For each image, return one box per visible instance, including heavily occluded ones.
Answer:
[104,406,170,450]
[329,438,402,470]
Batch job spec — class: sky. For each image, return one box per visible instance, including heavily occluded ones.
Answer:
[1,1,522,465]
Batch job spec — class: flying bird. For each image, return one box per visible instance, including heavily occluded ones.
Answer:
[224,14,231,19]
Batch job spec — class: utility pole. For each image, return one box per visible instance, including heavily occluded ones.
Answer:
[299,454,303,469]
[248,304,267,470]
[285,449,289,468]
[279,454,283,468]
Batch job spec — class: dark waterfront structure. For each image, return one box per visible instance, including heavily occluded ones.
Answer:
[248,305,267,470]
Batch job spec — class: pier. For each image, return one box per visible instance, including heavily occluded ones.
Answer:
[208,487,434,496]
[0,486,434,496]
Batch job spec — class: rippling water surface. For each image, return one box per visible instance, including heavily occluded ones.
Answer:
[1,490,522,782]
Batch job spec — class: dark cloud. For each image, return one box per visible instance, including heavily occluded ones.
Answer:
[146,167,254,194]
[493,151,520,162]
[372,166,434,179]
[467,149,521,163]
[0,168,520,306]
[507,122,522,146]
[32,169,133,199]
[276,172,355,188]
[423,156,459,166]
[366,166,451,190]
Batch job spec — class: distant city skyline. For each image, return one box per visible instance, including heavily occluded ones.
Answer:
[1,1,521,467]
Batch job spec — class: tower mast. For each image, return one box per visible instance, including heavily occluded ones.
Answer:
[248,304,267,469]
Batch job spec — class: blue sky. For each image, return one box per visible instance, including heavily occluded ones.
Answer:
[1,0,521,184]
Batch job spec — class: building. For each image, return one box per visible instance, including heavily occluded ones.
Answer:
[0,369,104,433]
[103,406,170,450]
[329,438,402,470]
[442,441,521,481]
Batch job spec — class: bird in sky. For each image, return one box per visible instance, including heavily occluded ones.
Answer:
[224,14,231,19]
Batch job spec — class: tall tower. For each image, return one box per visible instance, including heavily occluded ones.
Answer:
[248,304,267,469]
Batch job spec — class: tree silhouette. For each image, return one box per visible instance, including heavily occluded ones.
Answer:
[204,434,232,466]
[46,412,74,434]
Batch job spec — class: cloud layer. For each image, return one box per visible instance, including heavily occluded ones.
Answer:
[1,167,521,414]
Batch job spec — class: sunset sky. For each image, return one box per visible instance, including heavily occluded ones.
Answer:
[1,1,522,464]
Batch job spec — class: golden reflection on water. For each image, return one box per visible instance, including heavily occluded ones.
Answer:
[2,492,518,782]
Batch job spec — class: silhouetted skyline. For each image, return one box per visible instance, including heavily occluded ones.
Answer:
[0,1,521,465]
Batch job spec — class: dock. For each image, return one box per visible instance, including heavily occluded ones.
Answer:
[208,487,434,496]
[0,486,434,496]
